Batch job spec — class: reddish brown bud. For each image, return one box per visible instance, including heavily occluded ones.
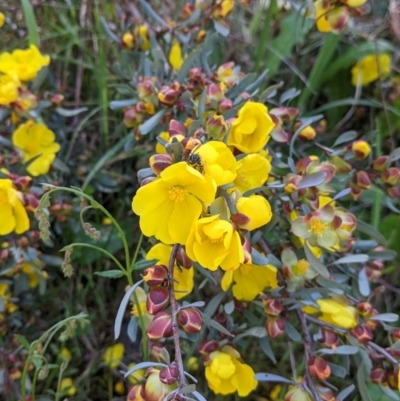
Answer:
[51,93,64,107]
[146,288,170,315]
[205,114,228,140]
[180,3,195,19]
[382,167,400,186]
[207,83,224,103]
[149,154,173,176]
[137,79,155,101]
[308,356,331,381]
[318,329,340,349]
[387,370,400,390]
[127,384,145,401]
[263,299,283,316]
[231,213,251,227]
[159,364,179,385]
[124,107,143,128]
[349,324,373,343]
[158,83,183,107]
[177,308,202,334]
[23,193,40,211]
[145,369,177,401]
[176,246,192,269]
[354,170,371,189]
[373,155,389,172]
[387,186,400,199]
[265,317,285,338]
[316,385,335,401]
[12,175,32,190]
[356,301,373,317]
[169,119,186,138]
[141,176,157,186]
[218,98,233,113]
[199,340,219,355]
[143,265,168,288]
[150,344,170,363]
[147,312,173,340]
[270,107,299,122]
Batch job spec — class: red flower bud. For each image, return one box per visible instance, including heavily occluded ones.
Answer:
[176,246,192,269]
[124,107,143,128]
[199,340,219,355]
[51,93,64,107]
[308,356,331,381]
[387,186,400,199]
[159,364,179,385]
[370,367,388,385]
[318,329,340,349]
[143,265,168,288]
[11,175,32,191]
[150,344,170,363]
[356,301,373,317]
[144,369,177,401]
[207,83,224,103]
[147,312,173,340]
[349,324,373,343]
[372,155,389,172]
[149,154,173,176]
[263,299,283,316]
[141,176,157,186]
[146,288,170,315]
[265,317,285,338]
[169,119,186,138]
[177,308,203,334]
[127,384,145,401]
[218,98,233,113]
[157,84,182,107]
[354,170,371,189]
[270,107,299,122]
[382,167,400,186]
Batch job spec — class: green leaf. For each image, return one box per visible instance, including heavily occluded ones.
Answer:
[259,336,277,364]
[357,220,387,246]
[357,361,374,401]
[109,99,136,110]
[283,319,301,342]
[332,254,369,265]
[100,16,120,43]
[21,0,39,46]
[304,242,330,278]
[95,270,125,279]
[255,373,293,384]
[318,345,359,355]
[233,326,267,343]
[201,313,234,337]
[14,334,30,350]
[337,384,355,401]
[134,259,158,270]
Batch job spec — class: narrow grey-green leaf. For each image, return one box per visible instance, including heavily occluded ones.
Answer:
[139,109,166,135]
[124,361,167,377]
[259,336,277,364]
[55,107,88,117]
[115,280,144,339]
[333,131,358,147]
[370,313,399,323]
[109,99,136,110]
[202,314,234,337]
[358,267,370,297]
[304,242,330,278]
[255,373,293,384]
[318,345,359,355]
[95,270,125,279]
[297,172,327,189]
[332,254,369,265]
[233,326,267,343]
[357,220,387,246]
[337,384,355,401]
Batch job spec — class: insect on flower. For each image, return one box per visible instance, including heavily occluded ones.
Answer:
[185,145,205,174]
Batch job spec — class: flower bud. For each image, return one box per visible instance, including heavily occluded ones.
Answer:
[141,176,157,186]
[392,328,400,342]
[270,107,299,122]
[177,308,203,334]
[284,386,313,401]
[124,107,143,128]
[370,367,388,385]
[137,79,155,101]
[329,155,352,174]
[318,329,340,349]
[213,0,234,19]
[341,0,367,7]
[169,119,186,138]
[266,317,285,338]
[382,167,400,186]
[150,344,170,363]
[180,3,195,19]
[15,91,38,112]
[195,29,206,43]
[205,115,228,140]
[354,170,371,189]
[308,355,331,380]
[327,6,349,34]
[298,125,316,141]
[158,85,181,107]
[218,97,233,113]
[12,175,32,190]
[352,140,371,160]
[316,385,335,401]
[159,364,179,385]
[387,370,400,390]
[23,193,40,212]
[176,246,192,269]
[207,83,224,103]
[143,265,168,288]
[147,312,173,340]
[122,32,135,49]
[349,182,363,201]
[146,288,170,315]
[51,93,64,107]
[145,369,177,401]
[263,299,283,316]
[199,340,219,355]
[149,154,173,176]
[271,127,290,143]
[356,301,373,317]
[387,186,400,199]
[127,384,145,401]
[372,155,389,172]
[349,324,373,343]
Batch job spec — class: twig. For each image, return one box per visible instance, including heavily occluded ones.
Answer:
[288,341,297,383]
[296,309,322,401]
[168,244,186,390]
[257,237,272,255]
[304,314,347,334]
[368,342,399,366]
[376,278,400,295]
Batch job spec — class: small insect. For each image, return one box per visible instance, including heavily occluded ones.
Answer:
[184,145,205,174]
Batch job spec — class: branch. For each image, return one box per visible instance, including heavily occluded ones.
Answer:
[368,342,399,365]
[296,309,322,401]
[168,244,186,390]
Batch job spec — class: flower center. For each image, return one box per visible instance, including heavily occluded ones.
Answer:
[0,190,8,206]
[292,259,309,276]
[309,217,328,237]
[26,143,39,156]
[240,264,251,275]
[168,186,187,203]
[210,233,226,244]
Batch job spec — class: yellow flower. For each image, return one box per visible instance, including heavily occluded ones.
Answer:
[130,286,153,330]
[12,121,60,176]
[352,140,371,160]
[235,195,272,231]
[132,162,216,245]
[270,384,282,400]
[227,102,275,153]
[205,347,257,396]
[314,0,334,32]
[60,347,72,361]
[234,153,271,194]
[135,25,150,51]
[221,263,278,301]
[169,40,183,70]
[0,179,29,235]
[187,356,199,371]
[21,262,44,288]
[0,283,18,314]
[114,380,125,395]
[303,298,357,329]
[213,0,234,19]
[146,243,194,300]
[186,215,244,271]
[122,32,135,49]
[155,131,185,154]
[103,343,125,368]
[0,45,50,81]
[197,141,237,186]
[351,54,392,86]
[60,378,77,396]
[0,12,5,28]
[0,74,20,106]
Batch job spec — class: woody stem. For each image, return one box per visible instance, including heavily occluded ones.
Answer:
[168,244,186,389]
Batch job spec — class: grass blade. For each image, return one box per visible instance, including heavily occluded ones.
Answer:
[21,0,40,46]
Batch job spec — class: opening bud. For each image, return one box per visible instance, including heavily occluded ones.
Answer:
[127,384,145,401]
[352,140,371,160]
[143,265,168,288]
[177,308,203,334]
[265,317,285,338]
[205,115,228,140]
[145,369,177,401]
[159,364,179,385]
[169,119,186,138]
[147,312,173,340]
[356,301,373,317]
[372,155,389,172]
[381,167,400,186]
[318,329,339,349]
[149,154,173,176]
[146,288,170,315]
[263,299,283,316]
[308,355,331,380]
[176,246,192,269]
[199,339,219,355]
[284,386,313,401]
[349,324,373,343]
[354,170,371,189]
